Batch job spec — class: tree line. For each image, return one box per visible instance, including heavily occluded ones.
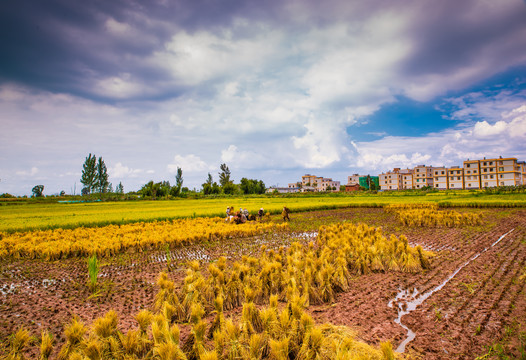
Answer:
[24,156,266,199]
[201,163,265,195]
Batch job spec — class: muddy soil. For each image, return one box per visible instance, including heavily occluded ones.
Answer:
[1,208,525,359]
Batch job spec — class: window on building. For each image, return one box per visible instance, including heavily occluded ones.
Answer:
[466,164,470,167]
[468,183,471,187]
[500,174,503,178]
[483,162,487,166]
[484,175,487,179]
[457,177,460,180]
[499,167,504,171]
[489,161,493,165]
[435,184,439,187]
[484,182,488,186]
[441,171,445,175]
[490,175,494,179]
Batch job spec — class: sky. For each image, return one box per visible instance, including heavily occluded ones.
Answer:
[1,0,526,196]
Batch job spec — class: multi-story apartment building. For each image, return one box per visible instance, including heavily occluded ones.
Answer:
[347,174,363,185]
[319,178,340,191]
[299,174,340,192]
[433,167,448,190]
[479,159,498,188]
[463,157,523,188]
[518,161,526,185]
[347,174,379,189]
[463,159,481,189]
[401,172,414,189]
[302,175,317,187]
[493,157,521,187]
[379,168,412,190]
[413,165,435,189]
[379,169,399,191]
[362,156,524,192]
[447,166,464,189]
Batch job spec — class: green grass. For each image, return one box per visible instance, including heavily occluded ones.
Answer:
[1,192,525,232]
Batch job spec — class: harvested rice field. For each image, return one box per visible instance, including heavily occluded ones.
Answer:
[0,207,525,359]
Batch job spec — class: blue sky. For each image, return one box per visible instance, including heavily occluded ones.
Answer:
[1,0,526,196]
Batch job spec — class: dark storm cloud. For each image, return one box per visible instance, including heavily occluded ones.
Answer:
[0,0,296,101]
[402,0,526,76]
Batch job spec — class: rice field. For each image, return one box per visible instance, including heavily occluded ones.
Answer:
[0,199,525,359]
[1,192,525,232]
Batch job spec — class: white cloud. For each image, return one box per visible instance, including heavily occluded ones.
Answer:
[473,120,508,137]
[292,117,347,168]
[151,26,283,86]
[15,167,39,176]
[167,154,213,173]
[220,145,268,170]
[109,162,147,178]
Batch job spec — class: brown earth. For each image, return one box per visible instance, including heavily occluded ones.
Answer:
[0,207,525,359]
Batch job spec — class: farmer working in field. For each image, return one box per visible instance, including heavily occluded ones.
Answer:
[258,208,264,221]
[282,206,290,221]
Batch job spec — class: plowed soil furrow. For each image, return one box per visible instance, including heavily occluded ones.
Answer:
[477,254,526,330]
[447,239,520,321]
[455,245,520,327]
[401,227,503,294]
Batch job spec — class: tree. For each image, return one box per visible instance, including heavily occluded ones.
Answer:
[140,181,161,198]
[175,167,183,191]
[218,163,231,187]
[202,173,220,195]
[240,178,266,194]
[96,157,109,193]
[80,153,97,194]
[158,181,171,197]
[32,185,44,197]
[171,167,183,196]
[222,182,237,195]
[116,182,124,194]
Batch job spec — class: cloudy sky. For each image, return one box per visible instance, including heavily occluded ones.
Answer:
[1,0,526,196]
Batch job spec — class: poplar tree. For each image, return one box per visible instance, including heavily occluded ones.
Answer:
[171,167,183,196]
[80,153,97,194]
[96,157,109,193]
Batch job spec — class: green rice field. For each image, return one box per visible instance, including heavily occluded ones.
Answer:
[1,192,525,232]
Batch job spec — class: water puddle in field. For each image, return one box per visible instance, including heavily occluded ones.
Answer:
[150,250,210,263]
[389,228,515,353]
[0,278,60,296]
[410,243,456,252]
[292,231,318,241]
